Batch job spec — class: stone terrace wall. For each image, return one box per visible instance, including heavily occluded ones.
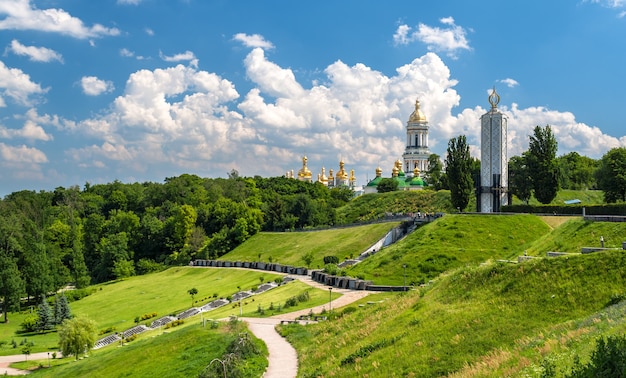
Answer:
[193,259,308,276]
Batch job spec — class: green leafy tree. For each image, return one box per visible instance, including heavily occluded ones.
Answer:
[425,154,447,190]
[0,252,25,323]
[445,135,474,211]
[566,335,626,377]
[188,287,198,306]
[302,252,315,266]
[527,125,559,204]
[596,147,626,203]
[377,178,399,193]
[58,316,97,360]
[557,152,598,190]
[36,296,54,332]
[508,154,533,204]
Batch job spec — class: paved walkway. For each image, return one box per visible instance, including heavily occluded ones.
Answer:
[239,274,371,378]
[0,352,57,375]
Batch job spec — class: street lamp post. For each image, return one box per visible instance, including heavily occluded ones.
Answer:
[47,352,50,368]
[403,264,407,291]
[329,287,333,314]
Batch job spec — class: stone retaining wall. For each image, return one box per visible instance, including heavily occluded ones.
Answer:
[193,259,308,276]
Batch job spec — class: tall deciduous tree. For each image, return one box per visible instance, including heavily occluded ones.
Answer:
[0,252,25,323]
[596,147,626,203]
[425,154,446,190]
[527,125,559,204]
[508,154,533,204]
[445,135,473,211]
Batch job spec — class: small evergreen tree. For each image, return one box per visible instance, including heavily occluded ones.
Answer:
[37,296,54,332]
[54,294,72,325]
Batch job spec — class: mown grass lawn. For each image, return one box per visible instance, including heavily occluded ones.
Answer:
[15,321,267,378]
[346,214,551,285]
[221,222,399,268]
[282,251,626,377]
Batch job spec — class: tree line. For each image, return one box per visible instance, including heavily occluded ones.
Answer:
[427,125,626,210]
[0,172,354,320]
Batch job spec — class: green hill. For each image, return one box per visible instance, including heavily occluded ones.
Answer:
[336,190,454,223]
[345,214,551,285]
[282,251,626,377]
[526,217,626,255]
[219,222,400,268]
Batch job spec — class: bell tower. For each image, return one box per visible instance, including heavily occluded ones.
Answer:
[402,99,430,176]
[479,88,508,212]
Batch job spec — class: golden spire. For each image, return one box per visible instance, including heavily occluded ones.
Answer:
[488,87,500,110]
[408,98,427,123]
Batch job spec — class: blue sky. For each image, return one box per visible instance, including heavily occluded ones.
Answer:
[1,0,625,196]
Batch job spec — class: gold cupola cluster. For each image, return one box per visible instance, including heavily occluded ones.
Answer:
[288,156,357,190]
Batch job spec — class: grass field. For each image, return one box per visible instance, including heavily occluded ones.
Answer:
[14,321,268,377]
[282,251,626,377]
[220,222,399,268]
[345,214,552,285]
[0,267,338,356]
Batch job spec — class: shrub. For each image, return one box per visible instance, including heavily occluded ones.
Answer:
[20,314,39,333]
[566,335,626,377]
[323,256,339,264]
[98,326,117,335]
[274,277,283,285]
[323,263,339,276]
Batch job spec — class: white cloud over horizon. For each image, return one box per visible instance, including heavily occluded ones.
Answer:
[394,17,471,59]
[52,47,624,188]
[6,40,63,63]
[80,76,115,96]
[0,0,120,39]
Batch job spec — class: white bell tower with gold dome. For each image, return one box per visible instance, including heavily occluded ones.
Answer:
[479,88,508,212]
[402,99,431,176]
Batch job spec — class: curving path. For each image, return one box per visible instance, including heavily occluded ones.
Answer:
[0,352,58,375]
[241,273,371,378]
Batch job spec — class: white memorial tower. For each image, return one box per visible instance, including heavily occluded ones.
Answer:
[479,88,508,212]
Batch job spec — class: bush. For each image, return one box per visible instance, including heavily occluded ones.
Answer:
[20,314,39,333]
[64,288,96,302]
[323,263,339,276]
[566,335,626,377]
[323,256,339,264]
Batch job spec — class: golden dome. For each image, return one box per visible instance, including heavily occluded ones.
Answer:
[413,167,420,176]
[349,169,356,183]
[375,166,382,177]
[297,155,312,178]
[408,99,427,123]
[392,165,399,177]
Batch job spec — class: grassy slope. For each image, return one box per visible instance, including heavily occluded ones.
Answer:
[22,322,268,378]
[0,267,334,356]
[282,251,626,377]
[220,223,399,269]
[346,214,551,285]
[336,190,454,223]
[527,217,626,255]
[511,189,605,206]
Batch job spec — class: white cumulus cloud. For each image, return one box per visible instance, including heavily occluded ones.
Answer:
[6,40,63,63]
[233,33,275,49]
[498,78,519,88]
[394,17,471,59]
[0,0,120,39]
[81,76,115,96]
[0,60,47,106]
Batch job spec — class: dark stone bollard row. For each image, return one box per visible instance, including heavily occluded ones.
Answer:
[310,270,372,290]
[192,259,308,276]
